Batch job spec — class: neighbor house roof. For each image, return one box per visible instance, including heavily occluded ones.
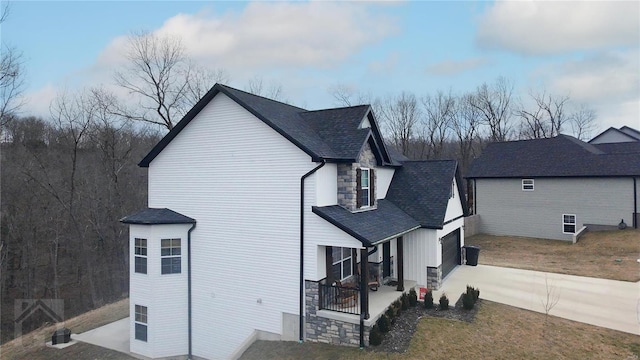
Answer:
[386,160,468,228]
[620,126,640,140]
[589,126,640,144]
[139,84,394,167]
[467,134,640,178]
[312,200,421,246]
[120,208,196,225]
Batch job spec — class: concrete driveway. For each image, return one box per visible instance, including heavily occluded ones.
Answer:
[435,264,640,336]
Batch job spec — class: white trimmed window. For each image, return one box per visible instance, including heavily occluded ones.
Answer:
[563,214,576,234]
[161,238,181,274]
[134,238,147,274]
[331,247,352,281]
[134,305,148,342]
[361,168,370,207]
[522,179,534,191]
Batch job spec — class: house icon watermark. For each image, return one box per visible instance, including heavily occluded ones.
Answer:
[14,299,64,345]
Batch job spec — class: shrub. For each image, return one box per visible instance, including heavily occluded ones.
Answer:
[393,299,403,314]
[385,307,396,322]
[369,325,383,346]
[408,288,418,307]
[439,293,449,310]
[401,293,409,310]
[376,314,391,333]
[424,289,434,309]
[462,291,475,310]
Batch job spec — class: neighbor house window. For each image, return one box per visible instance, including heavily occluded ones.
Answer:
[522,179,534,191]
[332,247,352,281]
[134,238,147,274]
[161,238,181,274]
[134,305,147,342]
[563,214,576,234]
[357,168,375,208]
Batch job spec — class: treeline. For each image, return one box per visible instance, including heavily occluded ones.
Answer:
[330,77,597,176]
[0,110,160,342]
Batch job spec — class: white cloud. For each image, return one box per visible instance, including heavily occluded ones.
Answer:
[98,2,397,73]
[532,50,640,131]
[20,83,57,118]
[368,52,400,75]
[477,1,640,55]
[426,57,489,76]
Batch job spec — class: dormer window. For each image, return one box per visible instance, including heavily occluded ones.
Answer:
[356,168,375,208]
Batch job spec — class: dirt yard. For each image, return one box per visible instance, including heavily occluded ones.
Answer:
[240,301,639,359]
[465,229,640,282]
[0,299,131,360]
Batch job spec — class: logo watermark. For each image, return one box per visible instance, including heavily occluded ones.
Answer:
[14,299,64,345]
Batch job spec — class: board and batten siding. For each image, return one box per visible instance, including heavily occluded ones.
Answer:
[129,224,190,358]
[147,93,320,360]
[376,167,395,199]
[476,177,635,241]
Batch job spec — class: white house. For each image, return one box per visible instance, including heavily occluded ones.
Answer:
[121,84,468,360]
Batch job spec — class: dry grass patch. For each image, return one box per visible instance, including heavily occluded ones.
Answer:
[466,229,640,282]
[0,298,130,360]
[240,301,639,360]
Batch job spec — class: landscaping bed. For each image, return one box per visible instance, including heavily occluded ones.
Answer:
[465,229,640,282]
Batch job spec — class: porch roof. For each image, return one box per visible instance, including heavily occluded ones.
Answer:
[312,200,421,246]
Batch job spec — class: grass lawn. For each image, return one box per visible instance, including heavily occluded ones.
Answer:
[0,299,132,360]
[240,301,640,360]
[465,229,640,282]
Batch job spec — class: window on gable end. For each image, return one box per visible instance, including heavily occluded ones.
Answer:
[358,168,374,208]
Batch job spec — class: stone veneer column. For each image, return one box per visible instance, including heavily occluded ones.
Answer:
[304,280,370,347]
[336,143,379,211]
[426,265,442,290]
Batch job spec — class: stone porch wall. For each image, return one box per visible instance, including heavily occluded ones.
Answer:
[426,265,442,290]
[305,280,370,347]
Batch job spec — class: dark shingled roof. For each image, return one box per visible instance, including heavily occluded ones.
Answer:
[139,84,393,167]
[312,200,421,246]
[386,161,465,228]
[120,208,196,225]
[467,134,640,178]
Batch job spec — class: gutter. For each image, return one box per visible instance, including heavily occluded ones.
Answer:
[634,178,637,229]
[299,161,326,343]
[187,222,196,359]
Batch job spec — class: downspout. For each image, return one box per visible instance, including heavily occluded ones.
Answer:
[187,222,196,360]
[299,161,326,343]
[634,178,637,229]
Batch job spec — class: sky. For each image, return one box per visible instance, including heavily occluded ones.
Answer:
[3,1,640,135]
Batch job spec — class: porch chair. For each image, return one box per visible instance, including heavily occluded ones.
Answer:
[333,280,358,307]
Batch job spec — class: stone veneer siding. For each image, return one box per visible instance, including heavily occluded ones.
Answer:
[426,265,442,290]
[337,143,378,211]
[305,280,371,347]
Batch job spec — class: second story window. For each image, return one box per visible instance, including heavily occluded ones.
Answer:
[161,238,181,274]
[357,168,375,208]
[134,238,147,274]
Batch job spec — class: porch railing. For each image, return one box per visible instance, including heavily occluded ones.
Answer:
[318,282,360,315]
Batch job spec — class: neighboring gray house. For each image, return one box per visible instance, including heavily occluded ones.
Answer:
[467,134,640,241]
[589,126,640,144]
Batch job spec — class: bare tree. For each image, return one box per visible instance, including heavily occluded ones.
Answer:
[375,92,421,157]
[469,77,514,142]
[115,31,227,130]
[422,91,455,159]
[518,90,570,139]
[245,76,286,101]
[540,275,561,340]
[451,93,482,173]
[327,83,373,107]
[0,3,25,129]
[569,105,597,141]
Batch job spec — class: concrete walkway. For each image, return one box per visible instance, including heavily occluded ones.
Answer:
[74,317,130,354]
[434,265,640,336]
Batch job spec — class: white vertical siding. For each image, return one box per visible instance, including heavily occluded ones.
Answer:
[476,178,634,240]
[315,163,337,206]
[376,167,395,199]
[402,229,429,286]
[129,224,191,358]
[147,93,318,360]
[444,178,464,222]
